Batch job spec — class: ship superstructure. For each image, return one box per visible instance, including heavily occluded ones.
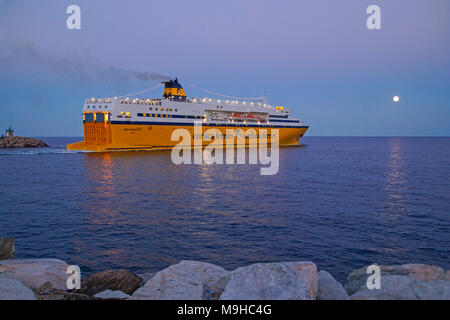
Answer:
[67,79,309,151]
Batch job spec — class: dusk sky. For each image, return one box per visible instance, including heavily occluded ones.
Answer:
[1,0,449,136]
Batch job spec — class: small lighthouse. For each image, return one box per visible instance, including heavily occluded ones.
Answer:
[5,123,14,138]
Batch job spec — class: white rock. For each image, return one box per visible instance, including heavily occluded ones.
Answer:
[317,270,349,300]
[94,290,130,299]
[351,275,450,300]
[0,274,36,300]
[351,275,418,300]
[0,259,69,291]
[131,260,229,300]
[345,264,446,295]
[220,261,317,300]
[414,280,450,300]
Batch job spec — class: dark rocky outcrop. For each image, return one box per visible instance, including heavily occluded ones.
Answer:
[76,269,143,296]
[0,136,48,148]
[0,238,14,260]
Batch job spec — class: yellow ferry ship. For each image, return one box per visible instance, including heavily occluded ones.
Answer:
[67,79,309,152]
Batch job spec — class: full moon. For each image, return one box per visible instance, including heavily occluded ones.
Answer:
[393,96,400,102]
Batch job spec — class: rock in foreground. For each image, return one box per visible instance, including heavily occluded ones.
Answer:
[0,258,69,291]
[77,269,143,296]
[0,238,14,260]
[131,260,230,300]
[94,290,131,299]
[351,275,450,300]
[0,274,37,300]
[220,261,318,300]
[0,136,48,148]
[345,263,446,295]
[317,270,349,300]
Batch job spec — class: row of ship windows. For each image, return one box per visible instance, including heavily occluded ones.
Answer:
[116,113,299,123]
[117,113,206,119]
[115,108,179,118]
[120,100,162,106]
[84,113,106,122]
[84,111,298,123]
[85,105,178,112]
[86,105,108,109]
[149,107,178,112]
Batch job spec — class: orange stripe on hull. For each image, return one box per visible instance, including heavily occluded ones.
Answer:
[67,124,308,152]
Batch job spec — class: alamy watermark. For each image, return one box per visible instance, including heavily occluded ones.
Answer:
[367,5,381,30]
[66,265,81,289]
[170,122,280,176]
[366,264,381,289]
[66,5,81,30]
[66,4,381,31]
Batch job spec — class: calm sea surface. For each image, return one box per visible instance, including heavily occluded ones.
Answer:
[0,137,449,281]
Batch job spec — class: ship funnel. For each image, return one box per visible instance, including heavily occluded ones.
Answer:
[162,78,187,101]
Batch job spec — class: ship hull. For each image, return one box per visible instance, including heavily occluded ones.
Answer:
[67,122,309,152]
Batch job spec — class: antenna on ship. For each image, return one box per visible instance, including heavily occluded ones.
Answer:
[263,92,268,105]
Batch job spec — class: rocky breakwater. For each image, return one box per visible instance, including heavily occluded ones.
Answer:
[0,136,48,148]
[0,243,449,300]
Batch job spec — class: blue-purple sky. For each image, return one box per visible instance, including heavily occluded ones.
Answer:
[1,0,449,136]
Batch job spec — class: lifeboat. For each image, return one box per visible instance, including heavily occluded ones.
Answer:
[233,113,246,119]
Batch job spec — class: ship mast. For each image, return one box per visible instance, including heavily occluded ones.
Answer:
[263,92,268,105]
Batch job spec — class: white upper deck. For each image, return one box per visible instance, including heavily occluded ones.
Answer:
[81,95,306,127]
